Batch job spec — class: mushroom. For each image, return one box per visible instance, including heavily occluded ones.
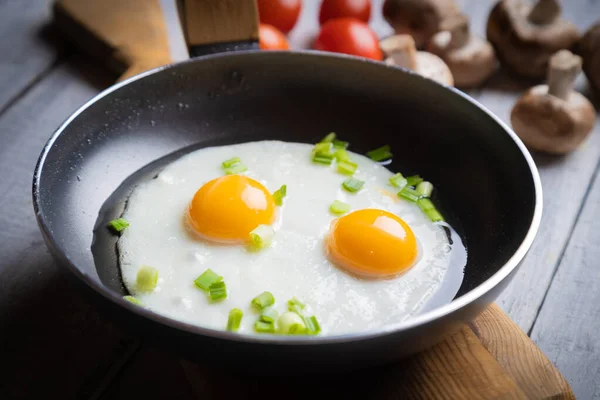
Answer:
[511,50,596,154]
[381,34,454,86]
[427,14,497,88]
[576,22,600,92]
[382,0,460,49]
[486,0,580,80]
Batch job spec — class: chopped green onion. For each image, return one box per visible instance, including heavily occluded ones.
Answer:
[209,281,227,301]
[334,148,351,162]
[287,296,306,311]
[136,266,159,292]
[260,307,279,323]
[320,132,336,143]
[307,316,321,334]
[398,187,421,202]
[417,198,445,222]
[227,308,243,332]
[252,291,275,310]
[342,178,364,193]
[222,157,241,168]
[224,163,247,175]
[367,145,392,162]
[406,175,423,187]
[312,153,334,165]
[123,295,143,306]
[314,142,333,155]
[194,269,223,291]
[273,185,287,206]
[330,200,350,215]
[249,224,275,249]
[389,173,407,190]
[278,312,306,334]
[254,320,275,333]
[337,160,358,175]
[332,139,349,149]
[108,218,129,233]
[416,181,434,197]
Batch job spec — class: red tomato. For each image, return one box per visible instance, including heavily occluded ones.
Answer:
[259,24,290,50]
[319,0,371,24]
[314,18,382,60]
[257,0,302,34]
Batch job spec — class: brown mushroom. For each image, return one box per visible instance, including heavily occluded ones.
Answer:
[487,0,580,80]
[427,14,497,88]
[382,0,460,49]
[511,50,596,154]
[381,34,454,86]
[576,21,600,92]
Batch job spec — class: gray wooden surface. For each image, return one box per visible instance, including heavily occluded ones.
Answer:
[0,0,598,398]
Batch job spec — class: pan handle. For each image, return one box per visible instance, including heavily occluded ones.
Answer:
[176,0,260,57]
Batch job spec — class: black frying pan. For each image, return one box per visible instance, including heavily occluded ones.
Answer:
[32,4,542,374]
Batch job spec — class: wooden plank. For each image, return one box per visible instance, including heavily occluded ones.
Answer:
[470,304,574,399]
[530,166,600,400]
[0,0,60,112]
[0,57,138,399]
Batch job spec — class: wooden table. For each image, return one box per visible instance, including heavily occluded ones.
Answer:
[0,0,598,398]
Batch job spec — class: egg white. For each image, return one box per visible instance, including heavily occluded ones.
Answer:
[117,141,464,335]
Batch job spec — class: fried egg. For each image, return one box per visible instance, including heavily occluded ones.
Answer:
[117,141,466,335]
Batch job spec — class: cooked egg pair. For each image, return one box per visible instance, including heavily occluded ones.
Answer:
[187,173,418,278]
[117,141,464,335]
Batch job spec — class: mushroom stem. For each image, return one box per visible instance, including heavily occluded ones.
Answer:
[528,0,561,25]
[547,50,582,100]
[439,14,470,49]
[380,35,418,70]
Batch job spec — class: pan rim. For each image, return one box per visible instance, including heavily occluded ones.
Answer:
[32,50,543,345]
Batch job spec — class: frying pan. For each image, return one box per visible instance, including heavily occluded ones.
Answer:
[32,1,542,373]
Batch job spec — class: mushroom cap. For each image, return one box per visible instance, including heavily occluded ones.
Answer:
[428,33,497,88]
[576,22,600,92]
[414,52,454,86]
[382,0,460,49]
[486,0,580,79]
[511,85,596,154]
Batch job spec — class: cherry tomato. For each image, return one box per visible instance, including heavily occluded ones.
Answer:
[257,0,302,34]
[314,18,382,60]
[259,24,290,50]
[319,0,371,24]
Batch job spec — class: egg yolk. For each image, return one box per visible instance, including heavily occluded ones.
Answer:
[326,209,418,278]
[187,175,276,243]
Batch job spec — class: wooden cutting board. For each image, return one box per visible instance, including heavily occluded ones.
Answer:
[51,1,574,398]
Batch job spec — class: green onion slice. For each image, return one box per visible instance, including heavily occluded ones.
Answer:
[254,320,275,333]
[416,181,434,197]
[398,187,421,203]
[330,200,350,215]
[389,173,407,190]
[222,157,241,168]
[342,178,364,193]
[260,307,279,323]
[252,291,275,310]
[332,139,349,149]
[417,198,445,222]
[273,185,287,206]
[312,153,334,165]
[406,175,423,187]
[227,308,243,332]
[224,163,247,175]
[136,265,159,293]
[287,296,306,311]
[314,142,333,155]
[320,132,336,143]
[337,160,358,175]
[278,312,306,334]
[334,148,351,162]
[108,218,129,233]
[194,268,223,291]
[123,295,143,306]
[367,145,392,162]
[249,224,275,249]
[209,281,227,301]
